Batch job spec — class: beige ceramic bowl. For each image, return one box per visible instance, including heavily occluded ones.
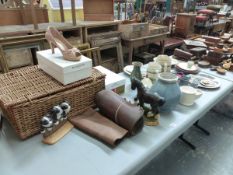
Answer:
[228,48,233,54]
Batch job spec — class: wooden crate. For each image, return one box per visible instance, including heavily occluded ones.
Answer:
[119,22,149,39]
[83,0,114,21]
[175,13,196,38]
[149,24,169,35]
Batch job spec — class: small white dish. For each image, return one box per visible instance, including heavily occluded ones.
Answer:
[123,65,147,77]
[177,62,199,72]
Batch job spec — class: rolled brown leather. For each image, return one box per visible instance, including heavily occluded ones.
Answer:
[95,90,144,135]
[174,49,193,60]
[69,108,128,146]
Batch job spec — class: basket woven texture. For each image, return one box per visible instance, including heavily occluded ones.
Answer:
[0,66,105,139]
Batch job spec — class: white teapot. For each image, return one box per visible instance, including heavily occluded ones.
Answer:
[179,86,202,106]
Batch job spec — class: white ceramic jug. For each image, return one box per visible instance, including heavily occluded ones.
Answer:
[154,54,171,72]
[179,86,202,106]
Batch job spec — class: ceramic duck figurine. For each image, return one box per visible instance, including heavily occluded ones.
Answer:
[51,105,63,125]
[60,102,71,120]
[41,114,53,133]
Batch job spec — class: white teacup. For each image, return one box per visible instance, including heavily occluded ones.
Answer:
[187,61,194,69]
[180,86,202,106]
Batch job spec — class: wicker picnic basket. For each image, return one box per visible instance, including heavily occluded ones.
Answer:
[0,66,105,139]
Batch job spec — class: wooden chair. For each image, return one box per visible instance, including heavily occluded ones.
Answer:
[154,16,184,53]
[76,43,101,67]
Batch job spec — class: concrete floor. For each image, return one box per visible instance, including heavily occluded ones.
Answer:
[137,94,233,175]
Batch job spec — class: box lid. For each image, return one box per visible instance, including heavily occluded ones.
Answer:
[95,66,125,89]
[0,66,105,107]
[37,49,92,74]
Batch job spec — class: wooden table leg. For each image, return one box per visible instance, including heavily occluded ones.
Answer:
[117,43,124,71]
[160,40,165,54]
[71,0,76,26]
[59,0,65,22]
[128,43,133,65]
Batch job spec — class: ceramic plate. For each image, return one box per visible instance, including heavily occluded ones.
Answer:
[176,62,199,72]
[189,75,220,89]
[123,65,147,77]
[176,66,199,74]
[200,79,220,88]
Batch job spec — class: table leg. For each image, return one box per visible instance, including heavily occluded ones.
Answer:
[117,44,124,71]
[128,44,133,65]
[160,40,165,54]
[179,134,196,150]
[194,120,210,135]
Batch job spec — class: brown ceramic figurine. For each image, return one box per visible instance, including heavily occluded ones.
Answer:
[131,78,165,126]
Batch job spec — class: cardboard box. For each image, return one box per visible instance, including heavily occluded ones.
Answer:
[119,22,149,39]
[37,49,92,85]
[95,66,125,94]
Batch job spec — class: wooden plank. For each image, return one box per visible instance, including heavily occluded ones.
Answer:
[83,0,114,21]
[71,0,76,26]
[19,0,26,25]
[58,0,65,22]
[2,39,45,47]
[118,2,120,20]
[125,2,127,20]
[42,121,74,145]
[30,0,38,30]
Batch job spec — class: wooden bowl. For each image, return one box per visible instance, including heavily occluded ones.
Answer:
[228,48,233,54]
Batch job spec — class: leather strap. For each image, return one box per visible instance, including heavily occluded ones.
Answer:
[114,103,124,124]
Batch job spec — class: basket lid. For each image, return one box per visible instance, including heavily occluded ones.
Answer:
[0,66,105,108]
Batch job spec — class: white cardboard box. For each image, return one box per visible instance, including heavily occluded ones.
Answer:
[95,66,125,92]
[37,48,92,85]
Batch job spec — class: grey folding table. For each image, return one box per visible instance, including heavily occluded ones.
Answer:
[1,72,233,175]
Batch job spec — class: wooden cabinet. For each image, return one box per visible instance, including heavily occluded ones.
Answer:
[83,0,114,21]
[175,13,196,38]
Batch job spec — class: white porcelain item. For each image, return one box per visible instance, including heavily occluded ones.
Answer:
[154,54,171,72]
[187,61,194,68]
[147,62,162,80]
[141,78,153,89]
[177,62,198,71]
[179,86,202,106]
